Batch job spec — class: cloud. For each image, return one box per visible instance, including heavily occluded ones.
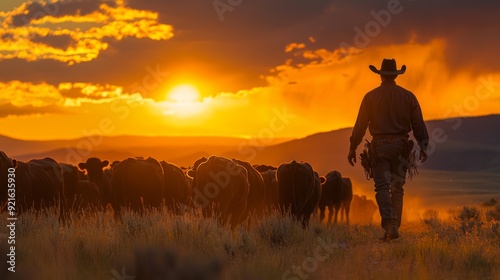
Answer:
[0,80,68,118]
[0,80,150,118]
[6,1,103,27]
[0,103,63,118]
[58,82,123,99]
[0,80,63,107]
[30,33,74,49]
[285,43,305,53]
[0,0,174,64]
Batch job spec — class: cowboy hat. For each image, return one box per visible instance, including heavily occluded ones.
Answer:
[369,58,406,75]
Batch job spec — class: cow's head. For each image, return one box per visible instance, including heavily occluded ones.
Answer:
[186,156,207,179]
[78,157,109,177]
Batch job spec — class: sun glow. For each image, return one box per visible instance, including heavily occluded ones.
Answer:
[167,84,201,102]
[163,84,205,117]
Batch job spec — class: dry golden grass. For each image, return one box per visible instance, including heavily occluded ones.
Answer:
[1,204,499,280]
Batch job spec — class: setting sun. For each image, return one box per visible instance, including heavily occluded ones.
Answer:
[163,84,205,117]
[167,84,201,102]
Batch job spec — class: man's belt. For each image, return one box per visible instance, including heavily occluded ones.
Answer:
[372,134,408,144]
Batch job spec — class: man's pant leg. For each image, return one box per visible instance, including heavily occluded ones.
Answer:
[390,152,407,229]
[372,145,398,230]
[390,175,405,229]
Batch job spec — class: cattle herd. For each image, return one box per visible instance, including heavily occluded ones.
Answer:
[0,151,376,228]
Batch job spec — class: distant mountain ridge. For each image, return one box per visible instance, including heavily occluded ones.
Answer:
[420,115,500,172]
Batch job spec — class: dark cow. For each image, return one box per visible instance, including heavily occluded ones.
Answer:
[0,151,65,221]
[61,163,100,211]
[318,171,341,224]
[160,161,192,213]
[318,171,353,225]
[111,157,165,220]
[78,157,112,206]
[310,171,323,223]
[74,180,100,210]
[190,156,249,228]
[254,165,279,211]
[340,177,353,224]
[277,160,321,228]
[186,156,208,178]
[261,169,279,211]
[180,165,192,179]
[232,159,266,217]
[350,194,378,224]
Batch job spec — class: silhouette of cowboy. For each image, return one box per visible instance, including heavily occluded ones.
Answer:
[348,58,429,241]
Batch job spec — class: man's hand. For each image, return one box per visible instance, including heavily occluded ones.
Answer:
[348,149,356,167]
[419,149,428,163]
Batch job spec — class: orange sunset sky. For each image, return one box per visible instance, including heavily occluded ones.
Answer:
[1,0,499,140]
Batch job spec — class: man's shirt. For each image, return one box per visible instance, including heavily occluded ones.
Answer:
[349,80,429,151]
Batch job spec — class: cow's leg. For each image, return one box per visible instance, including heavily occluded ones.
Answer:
[58,191,68,226]
[139,196,145,216]
[334,204,341,224]
[327,205,333,224]
[111,196,122,223]
[319,205,325,223]
[345,204,351,226]
[114,206,122,223]
[301,213,310,229]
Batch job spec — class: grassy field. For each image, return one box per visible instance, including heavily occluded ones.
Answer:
[1,203,500,280]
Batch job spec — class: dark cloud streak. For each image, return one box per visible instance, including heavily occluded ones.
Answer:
[9,0,114,27]
[0,103,64,118]
[31,34,75,50]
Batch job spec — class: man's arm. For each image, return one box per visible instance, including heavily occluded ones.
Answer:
[349,95,370,151]
[410,94,429,162]
[348,95,370,166]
